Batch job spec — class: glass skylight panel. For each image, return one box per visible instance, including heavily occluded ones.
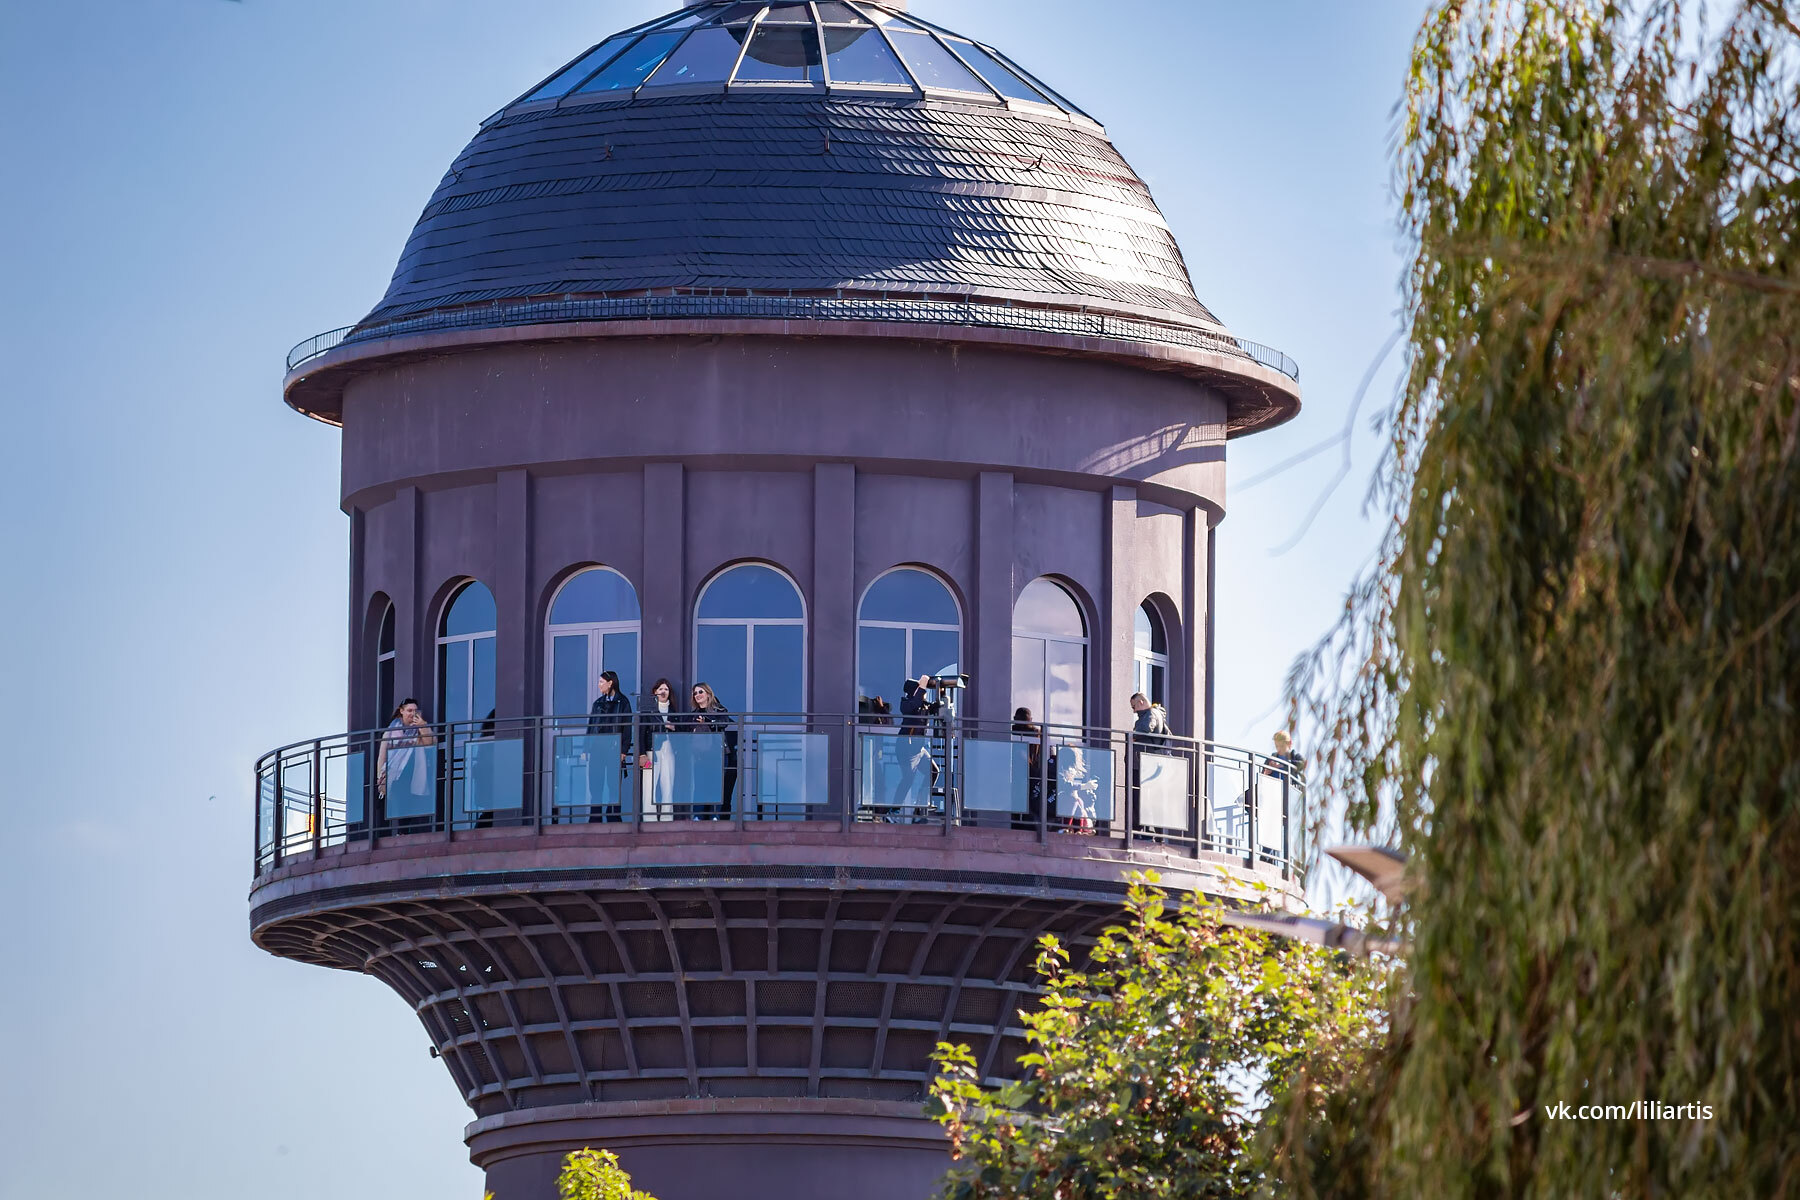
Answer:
[653,5,726,30]
[823,25,910,86]
[643,27,746,87]
[571,31,685,94]
[522,34,637,102]
[735,24,825,83]
[883,30,993,94]
[944,39,1050,104]
[985,49,1088,117]
[813,2,867,22]
[758,3,814,22]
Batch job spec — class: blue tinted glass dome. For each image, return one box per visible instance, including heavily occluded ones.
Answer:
[358,2,1225,335]
[506,2,1089,118]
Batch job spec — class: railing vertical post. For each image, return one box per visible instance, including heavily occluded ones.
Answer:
[734,721,747,832]
[253,758,263,876]
[636,720,647,833]
[841,718,854,834]
[1192,745,1205,860]
[272,751,287,868]
[1121,732,1134,851]
[1036,725,1049,844]
[311,739,324,858]
[1246,754,1260,870]
[442,723,454,841]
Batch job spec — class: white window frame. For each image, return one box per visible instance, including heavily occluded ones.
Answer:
[1132,603,1169,707]
[855,566,963,702]
[1013,577,1088,730]
[693,562,808,715]
[374,600,397,724]
[544,566,643,715]
[437,581,497,726]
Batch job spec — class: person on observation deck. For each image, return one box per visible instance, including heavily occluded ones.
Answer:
[1266,730,1304,780]
[893,675,941,815]
[587,670,635,756]
[376,698,437,829]
[1011,706,1044,830]
[585,670,634,821]
[687,682,738,819]
[1129,692,1171,747]
[637,678,679,819]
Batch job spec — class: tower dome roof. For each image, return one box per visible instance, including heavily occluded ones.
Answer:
[359,1,1223,330]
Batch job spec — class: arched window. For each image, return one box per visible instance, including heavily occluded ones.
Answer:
[546,567,642,714]
[857,568,961,706]
[438,581,497,726]
[694,564,805,714]
[1012,577,1086,729]
[1133,602,1169,707]
[375,600,396,724]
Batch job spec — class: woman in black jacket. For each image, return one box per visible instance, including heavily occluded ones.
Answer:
[586,670,633,821]
[687,682,738,819]
[1011,706,1044,831]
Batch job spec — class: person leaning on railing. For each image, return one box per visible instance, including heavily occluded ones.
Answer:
[376,698,437,828]
[1265,731,1303,782]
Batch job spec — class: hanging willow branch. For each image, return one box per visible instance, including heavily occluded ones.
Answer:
[1278,1,1800,1197]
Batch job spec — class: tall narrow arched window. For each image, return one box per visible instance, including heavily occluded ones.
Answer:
[438,581,497,726]
[857,568,961,705]
[375,601,396,724]
[694,564,805,714]
[1133,602,1169,707]
[1012,577,1087,729]
[546,567,642,713]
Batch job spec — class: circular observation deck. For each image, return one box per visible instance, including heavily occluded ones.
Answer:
[249,713,1302,1111]
[282,0,1299,435]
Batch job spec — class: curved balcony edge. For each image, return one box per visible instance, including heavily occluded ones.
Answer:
[251,712,1307,913]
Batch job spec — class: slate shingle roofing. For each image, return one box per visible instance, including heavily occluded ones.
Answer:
[361,2,1221,335]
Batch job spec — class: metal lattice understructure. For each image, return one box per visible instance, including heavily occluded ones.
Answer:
[254,878,1122,1117]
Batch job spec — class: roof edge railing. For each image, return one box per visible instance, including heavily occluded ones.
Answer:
[285,295,1299,382]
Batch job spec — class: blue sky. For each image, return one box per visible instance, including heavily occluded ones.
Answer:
[0,2,1425,1196]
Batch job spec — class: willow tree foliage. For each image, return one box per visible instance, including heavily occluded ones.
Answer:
[1281,1,1800,1197]
[928,879,1390,1199]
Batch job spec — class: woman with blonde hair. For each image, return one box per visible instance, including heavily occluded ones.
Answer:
[687,682,739,819]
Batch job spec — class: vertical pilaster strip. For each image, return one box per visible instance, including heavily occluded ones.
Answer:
[975,472,1015,723]
[347,505,365,730]
[642,463,687,690]
[812,463,856,716]
[1204,516,1217,745]
[396,485,422,705]
[1106,485,1136,730]
[495,468,531,719]
[1179,506,1199,739]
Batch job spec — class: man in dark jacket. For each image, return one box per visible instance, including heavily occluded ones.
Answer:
[893,675,941,816]
[899,675,937,735]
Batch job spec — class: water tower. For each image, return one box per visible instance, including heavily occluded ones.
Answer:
[251,4,1305,1197]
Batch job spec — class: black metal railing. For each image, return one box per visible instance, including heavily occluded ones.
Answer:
[253,712,1302,881]
[284,295,1300,382]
